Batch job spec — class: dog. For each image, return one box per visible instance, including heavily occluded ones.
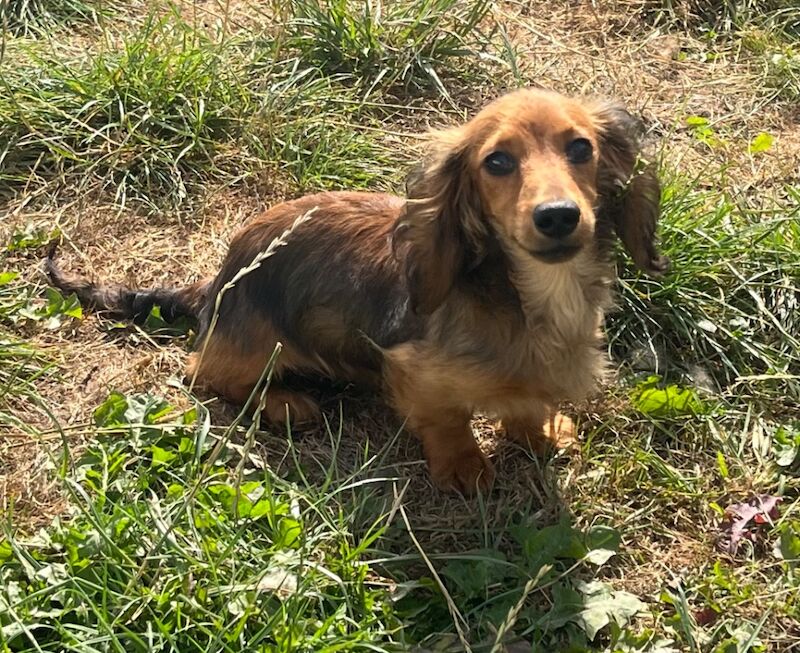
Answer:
[47,88,668,494]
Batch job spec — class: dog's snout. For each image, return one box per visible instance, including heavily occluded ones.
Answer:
[532,200,580,239]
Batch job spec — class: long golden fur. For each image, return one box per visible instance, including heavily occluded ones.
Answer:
[48,88,667,494]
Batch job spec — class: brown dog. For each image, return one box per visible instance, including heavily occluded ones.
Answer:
[48,88,667,494]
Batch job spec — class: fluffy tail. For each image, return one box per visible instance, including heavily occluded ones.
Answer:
[45,245,210,323]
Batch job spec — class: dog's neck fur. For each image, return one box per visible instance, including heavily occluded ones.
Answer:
[431,236,613,402]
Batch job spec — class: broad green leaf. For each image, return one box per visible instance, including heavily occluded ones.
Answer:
[631,376,704,418]
[512,518,586,570]
[583,525,621,566]
[7,225,59,252]
[144,304,192,336]
[0,271,19,285]
[61,293,83,319]
[441,549,509,599]
[773,424,800,467]
[276,518,302,549]
[151,445,178,468]
[778,524,800,563]
[748,132,774,154]
[547,581,645,641]
[124,393,172,425]
[94,392,129,427]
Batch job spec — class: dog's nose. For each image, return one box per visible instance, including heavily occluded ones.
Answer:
[533,200,580,239]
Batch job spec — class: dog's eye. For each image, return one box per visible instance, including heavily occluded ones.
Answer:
[566,138,593,164]
[483,151,517,176]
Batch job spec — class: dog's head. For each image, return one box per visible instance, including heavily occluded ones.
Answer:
[394,88,668,314]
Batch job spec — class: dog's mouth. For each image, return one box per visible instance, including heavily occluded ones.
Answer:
[529,244,582,263]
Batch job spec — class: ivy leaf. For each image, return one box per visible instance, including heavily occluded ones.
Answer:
[547,581,645,641]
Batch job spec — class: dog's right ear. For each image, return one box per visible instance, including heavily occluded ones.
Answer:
[591,102,669,277]
[392,128,487,315]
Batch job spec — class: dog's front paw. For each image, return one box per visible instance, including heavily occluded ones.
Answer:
[428,447,495,495]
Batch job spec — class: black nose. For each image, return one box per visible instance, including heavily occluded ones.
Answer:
[533,200,580,239]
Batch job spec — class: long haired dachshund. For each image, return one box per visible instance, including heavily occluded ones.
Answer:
[48,89,667,494]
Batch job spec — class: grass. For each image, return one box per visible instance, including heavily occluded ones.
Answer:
[647,0,800,101]
[1,0,800,650]
[276,0,494,96]
[0,12,253,209]
[647,0,800,35]
[1,391,404,650]
[0,385,654,651]
[611,171,800,404]
[0,0,106,36]
[0,13,386,211]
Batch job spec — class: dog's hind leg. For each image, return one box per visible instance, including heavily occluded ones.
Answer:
[186,325,320,426]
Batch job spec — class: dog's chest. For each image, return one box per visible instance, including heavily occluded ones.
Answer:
[454,259,611,398]
[510,260,611,395]
[430,255,613,402]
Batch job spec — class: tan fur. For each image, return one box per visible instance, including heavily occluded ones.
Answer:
[186,318,323,424]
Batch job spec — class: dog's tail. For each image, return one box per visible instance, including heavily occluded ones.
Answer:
[45,244,210,323]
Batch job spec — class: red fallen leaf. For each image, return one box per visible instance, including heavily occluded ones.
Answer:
[719,494,781,555]
[693,606,719,627]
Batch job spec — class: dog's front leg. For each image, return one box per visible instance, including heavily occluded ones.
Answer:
[383,344,494,493]
[409,407,494,494]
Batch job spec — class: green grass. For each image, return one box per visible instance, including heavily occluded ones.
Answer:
[0,386,657,651]
[1,390,404,651]
[646,0,800,101]
[0,227,67,434]
[610,171,800,405]
[0,0,107,36]
[0,12,254,209]
[0,0,492,210]
[647,0,800,36]
[276,0,493,96]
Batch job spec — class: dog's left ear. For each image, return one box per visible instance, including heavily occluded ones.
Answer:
[592,102,670,276]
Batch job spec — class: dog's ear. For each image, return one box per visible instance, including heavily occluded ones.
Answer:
[592,103,669,276]
[392,128,487,315]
